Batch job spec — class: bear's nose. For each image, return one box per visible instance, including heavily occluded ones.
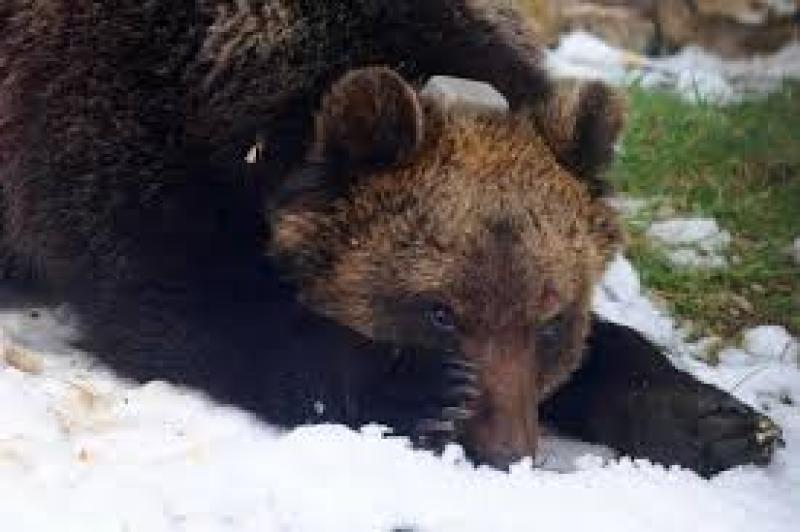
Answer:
[463,398,539,469]
[460,335,540,468]
[480,444,525,470]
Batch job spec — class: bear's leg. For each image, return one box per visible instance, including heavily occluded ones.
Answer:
[0,208,30,285]
[541,318,783,477]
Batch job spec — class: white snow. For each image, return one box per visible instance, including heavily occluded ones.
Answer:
[547,31,800,104]
[603,196,652,219]
[766,0,797,17]
[546,32,636,83]
[646,218,732,268]
[743,326,800,364]
[665,248,729,269]
[791,237,800,266]
[646,219,731,250]
[1,255,799,532]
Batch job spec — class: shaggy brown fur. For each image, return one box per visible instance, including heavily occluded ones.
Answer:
[270,67,783,472]
[2,2,780,474]
[0,0,554,383]
[270,67,624,463]
[533,80,626,197]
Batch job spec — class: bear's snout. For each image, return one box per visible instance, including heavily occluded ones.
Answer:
[461,335,540,468]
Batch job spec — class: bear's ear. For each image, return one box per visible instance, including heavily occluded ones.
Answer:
[535,80,625,197]
[311,67,425,171]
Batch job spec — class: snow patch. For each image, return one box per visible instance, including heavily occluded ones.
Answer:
[647,219,732,250]
[646,218,731,269]
[791,237,800,266]
[1,261,800,531]
[547,31,800,104]
[744,326,800,364]
[603,196,652,218]
[546,31,639,84]
[592,254,681,349]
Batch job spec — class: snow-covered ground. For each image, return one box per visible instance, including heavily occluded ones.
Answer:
[547,32,800,103]
[646,218,732,268]
[2,30,798,532]
[1,255,798,532]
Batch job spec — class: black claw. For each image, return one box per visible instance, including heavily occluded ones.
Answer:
[753,418,784,451]
[445,358,478,371]
[372,352,479,450]
[446,367,479,386]
[446,384,481,401]
[441,406,473,421]
[416,418,456,435]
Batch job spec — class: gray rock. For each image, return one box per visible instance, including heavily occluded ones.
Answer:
[420,76,509,115]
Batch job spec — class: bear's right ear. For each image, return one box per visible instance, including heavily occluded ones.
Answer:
[311,67,425,171]
[534,80,625,197]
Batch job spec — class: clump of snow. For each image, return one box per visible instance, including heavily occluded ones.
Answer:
[592,255,681,349]
[547,31,800,104]
[546,31,643,85]
[765,0,797,17]
[646,218,731,268]
[646,219,731,249]
[603,196,652,219]
[791,237,800,266]
[665,248,729,269]
[1,260,800,531]
[717,346,757,367]
[744,326,800,364]
[643,43,800,103]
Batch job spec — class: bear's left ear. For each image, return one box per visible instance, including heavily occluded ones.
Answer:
[535,80,625,197]
[311,67,425,171]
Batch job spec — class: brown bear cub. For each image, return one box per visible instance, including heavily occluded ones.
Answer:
[270,67,782,474]
[1,1,780,477]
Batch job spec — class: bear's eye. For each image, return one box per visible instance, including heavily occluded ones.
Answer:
[537,313,565,351]
[426,304,458,333]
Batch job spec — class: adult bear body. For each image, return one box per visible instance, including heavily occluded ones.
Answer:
[0,1,781,475]
[0,0,550,415]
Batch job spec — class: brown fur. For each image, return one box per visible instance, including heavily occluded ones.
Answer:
[0,0,561,388]
[0,0,553,291]
[271,68,624,463]
[312,68,425,170]
[0,2,775,474]
[533,79,626,197]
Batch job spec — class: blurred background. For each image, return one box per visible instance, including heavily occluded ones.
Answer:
[520,0,798,57]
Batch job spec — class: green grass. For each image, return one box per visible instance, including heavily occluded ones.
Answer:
[607,83,800,340]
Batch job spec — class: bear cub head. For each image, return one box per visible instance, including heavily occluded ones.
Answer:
[269,67,625,466]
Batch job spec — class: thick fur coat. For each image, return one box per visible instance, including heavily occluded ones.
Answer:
[0,1,782,474]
